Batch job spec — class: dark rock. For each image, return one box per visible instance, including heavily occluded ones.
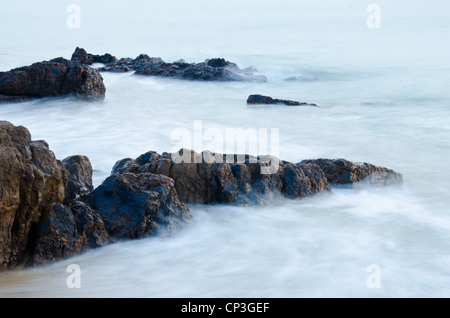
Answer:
[71,46,117,65]
[247,94,317,107]
[72,48,266,82]
[0,94,32,103]
[206,58,227,68]
[71,47,93,65]
[299,158,403,187]
[282,163,330,198]
[0,121,68,271]
[62,155,94,202]
[30,201,110,266]
[87,173,190,240]
[0,58,106,101]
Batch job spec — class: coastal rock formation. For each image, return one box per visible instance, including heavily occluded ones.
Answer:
[111,149,331,206]
[0,121,403,271]
[87,173,190,240]
[30,201,110,267]
[0,121,108,270]
[73,48,267,82]
[0,58,106,102]
[0,121,68,271]
[247,94,317,106]
[299,158,403,187]
[71,47,117,65]
[112,149,403,206]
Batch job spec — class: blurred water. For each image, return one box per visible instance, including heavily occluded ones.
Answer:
[0,0,450,297]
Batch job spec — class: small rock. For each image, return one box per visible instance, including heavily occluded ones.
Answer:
[247,94,317,107]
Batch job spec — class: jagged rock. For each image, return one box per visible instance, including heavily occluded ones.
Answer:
[30,201,110,266]
[75,47,267,82]
[71,46,116,65]
[111,149,331,206]
[299,158,403,187]
[0,58,106,102]
[62,155,94,202]
[87,173,190,240]
[0,121,68,271]
[0,121,110,271]
[247,94,317,106]
[0,94,32,103]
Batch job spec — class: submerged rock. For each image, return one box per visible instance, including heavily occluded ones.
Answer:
[247,94,317,106]
[299,158,403,187]
[0,58,106,102]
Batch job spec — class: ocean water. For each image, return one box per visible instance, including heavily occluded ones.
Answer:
[1,0,450,297]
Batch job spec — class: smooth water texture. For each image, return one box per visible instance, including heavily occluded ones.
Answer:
[0,0,450,297]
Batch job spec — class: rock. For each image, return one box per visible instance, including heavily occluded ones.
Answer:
[62,155,94,202]
[0,121,68,271]
[71,46,117,65]
[0,121,111,271]
[112,149,331,206]
[87,173,190,240]
[0,94,33,103]
[0,58,106,101]
[71,47,93,65]
[299,158,403,187]
[30,201,110,266]
[247,94,317,107]
[282,163,330,198]
[73,48,267,82]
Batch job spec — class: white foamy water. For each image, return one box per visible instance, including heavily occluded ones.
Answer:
[1,0,450,297]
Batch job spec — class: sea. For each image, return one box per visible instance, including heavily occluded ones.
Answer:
[0,0,449,297]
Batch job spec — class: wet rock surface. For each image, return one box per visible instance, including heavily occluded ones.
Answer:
[247,94,317,106]
[74,48,267,82]
[300,158,403,187]
[111,149,332,206]
[0,121,69,270]
[87,173,190,240]
[0,58,106,102]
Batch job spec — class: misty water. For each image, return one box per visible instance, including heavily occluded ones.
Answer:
[1,0,450,297]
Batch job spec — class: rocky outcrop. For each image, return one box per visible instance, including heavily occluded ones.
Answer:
[247,94,317,106]
[72,48,267,82]
[111,149,331,206]
[299,158,403,187]
[111,149,403,206]
[87,173,190,240]
[0,121,403,271]
[0,121,108,271]
[30,201,110,267]
[0,121,194,271]
[0,121,68,271]
[71,47,117,65]
[0,58,106,102]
